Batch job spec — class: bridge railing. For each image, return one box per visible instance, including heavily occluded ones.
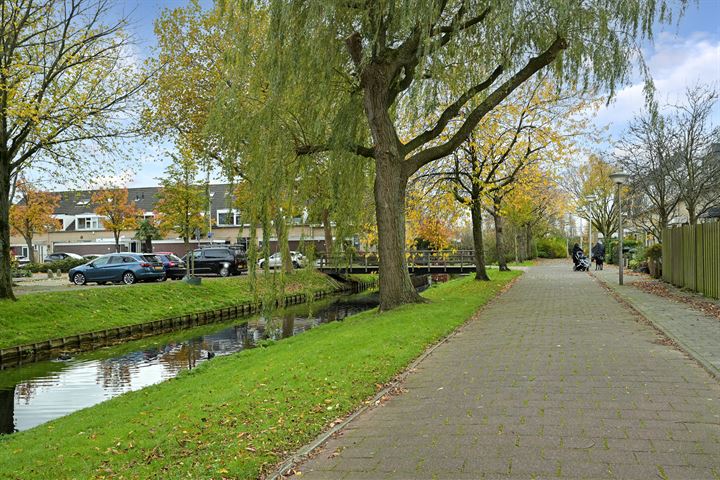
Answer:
[315,250,476,271]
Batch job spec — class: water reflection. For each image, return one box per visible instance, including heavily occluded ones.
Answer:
[0,290,378,434]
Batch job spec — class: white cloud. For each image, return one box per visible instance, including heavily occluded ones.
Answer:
[594,32,720,136]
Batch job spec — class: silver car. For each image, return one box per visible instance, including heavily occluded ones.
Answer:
[257,251,306,269]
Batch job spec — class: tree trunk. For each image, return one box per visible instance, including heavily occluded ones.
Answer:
[374,157,423,309]
[183,237,192,276]
[525,225,533,260]
[0,161,16,300]
[362,63,423,310]
[114,231,121,253]
[25,235,34,263]
[492,205,510,272]
[144,237,153,253]
[687,203,697,225]
[470,199,490,281]
[275,210,293,274]
[322,207,333,256]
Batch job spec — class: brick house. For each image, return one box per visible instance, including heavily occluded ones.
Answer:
[10,184,329,259]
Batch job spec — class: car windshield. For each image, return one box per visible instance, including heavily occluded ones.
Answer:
[167,254,182,262]
[142,255,161,263]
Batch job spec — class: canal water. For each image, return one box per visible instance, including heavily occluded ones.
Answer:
[0,290,379,434]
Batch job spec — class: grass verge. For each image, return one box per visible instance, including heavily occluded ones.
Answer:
[0,270,339,350]
[0,270,520,479]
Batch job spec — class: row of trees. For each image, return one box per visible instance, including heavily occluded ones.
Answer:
[1,0,688,304]
[617,84,720,239]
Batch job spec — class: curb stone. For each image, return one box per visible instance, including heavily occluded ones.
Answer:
[591,271,719,379]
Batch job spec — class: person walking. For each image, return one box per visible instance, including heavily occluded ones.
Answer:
[591,240,605,270]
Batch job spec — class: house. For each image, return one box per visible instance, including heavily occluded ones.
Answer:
[10,184,330,259]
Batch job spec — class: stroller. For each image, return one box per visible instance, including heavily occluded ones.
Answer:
[573,249,591,271]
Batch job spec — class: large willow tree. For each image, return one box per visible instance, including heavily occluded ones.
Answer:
[224,0,683,310]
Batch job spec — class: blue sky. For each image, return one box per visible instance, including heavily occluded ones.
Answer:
[47,0,720,188]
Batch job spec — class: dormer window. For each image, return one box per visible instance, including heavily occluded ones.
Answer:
[77,216,103,230]
[217,209,241,226]
[76,199,90,206]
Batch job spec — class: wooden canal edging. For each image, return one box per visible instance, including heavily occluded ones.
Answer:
[0,278,377,364]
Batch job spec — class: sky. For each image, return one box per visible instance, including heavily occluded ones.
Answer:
[39,0,720,189]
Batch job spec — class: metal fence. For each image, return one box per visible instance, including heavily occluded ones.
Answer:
[662,223,720,299]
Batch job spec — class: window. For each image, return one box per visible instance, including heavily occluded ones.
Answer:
[108,256,123,264]
[77,216,103,230]
[217,209,241,226]
[204,249,226,259]
[91,257,110,267]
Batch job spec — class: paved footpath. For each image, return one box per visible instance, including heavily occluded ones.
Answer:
[593,266,720,377]
[292,261,720,479]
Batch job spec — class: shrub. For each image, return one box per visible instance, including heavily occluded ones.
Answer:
[644,243,662,260]
[536,237,567,258]
[26,258,87,273]
[11,268,32,278]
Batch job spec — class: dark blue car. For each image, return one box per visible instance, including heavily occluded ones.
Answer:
[152,252,187,280]
[68,253,166,285]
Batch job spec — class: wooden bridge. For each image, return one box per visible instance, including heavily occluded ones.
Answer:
[316,250,479,274]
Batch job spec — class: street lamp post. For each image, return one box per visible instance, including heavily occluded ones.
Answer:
[586,194,597,257]
[609,172,630,285]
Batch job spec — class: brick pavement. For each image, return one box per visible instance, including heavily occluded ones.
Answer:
[593,266,720,377]
[291,260,720,479]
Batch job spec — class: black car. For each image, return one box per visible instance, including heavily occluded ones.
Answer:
[153,252,187,280]
[185,247,247,277]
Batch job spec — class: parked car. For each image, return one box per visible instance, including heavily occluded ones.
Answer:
[68,253,165,285]
[14,255,31,266]
[44,252,84,263]
[257,251,307,269]
[153,252,187,280]
[183,247,247,277]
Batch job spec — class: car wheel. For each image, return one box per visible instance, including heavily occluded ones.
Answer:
[293,261,300,269]
[219,266,230,277]
[122,272,136,285]
[158,275,167,282]
[72,273,86,285]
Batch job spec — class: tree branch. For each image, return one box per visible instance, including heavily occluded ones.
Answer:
[402,64,504,155]
[404,35,568,176]
[295,143,375,159]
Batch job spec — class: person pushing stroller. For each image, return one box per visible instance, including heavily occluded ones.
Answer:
[591,240,605,270]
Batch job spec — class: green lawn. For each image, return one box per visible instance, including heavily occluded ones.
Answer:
[0,270,339,350]
[0,270,520,479]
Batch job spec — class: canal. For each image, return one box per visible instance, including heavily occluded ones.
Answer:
[0,289,379,434]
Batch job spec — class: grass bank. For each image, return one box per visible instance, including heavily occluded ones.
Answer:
[0,270,339,350]
[0,270,520,479]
